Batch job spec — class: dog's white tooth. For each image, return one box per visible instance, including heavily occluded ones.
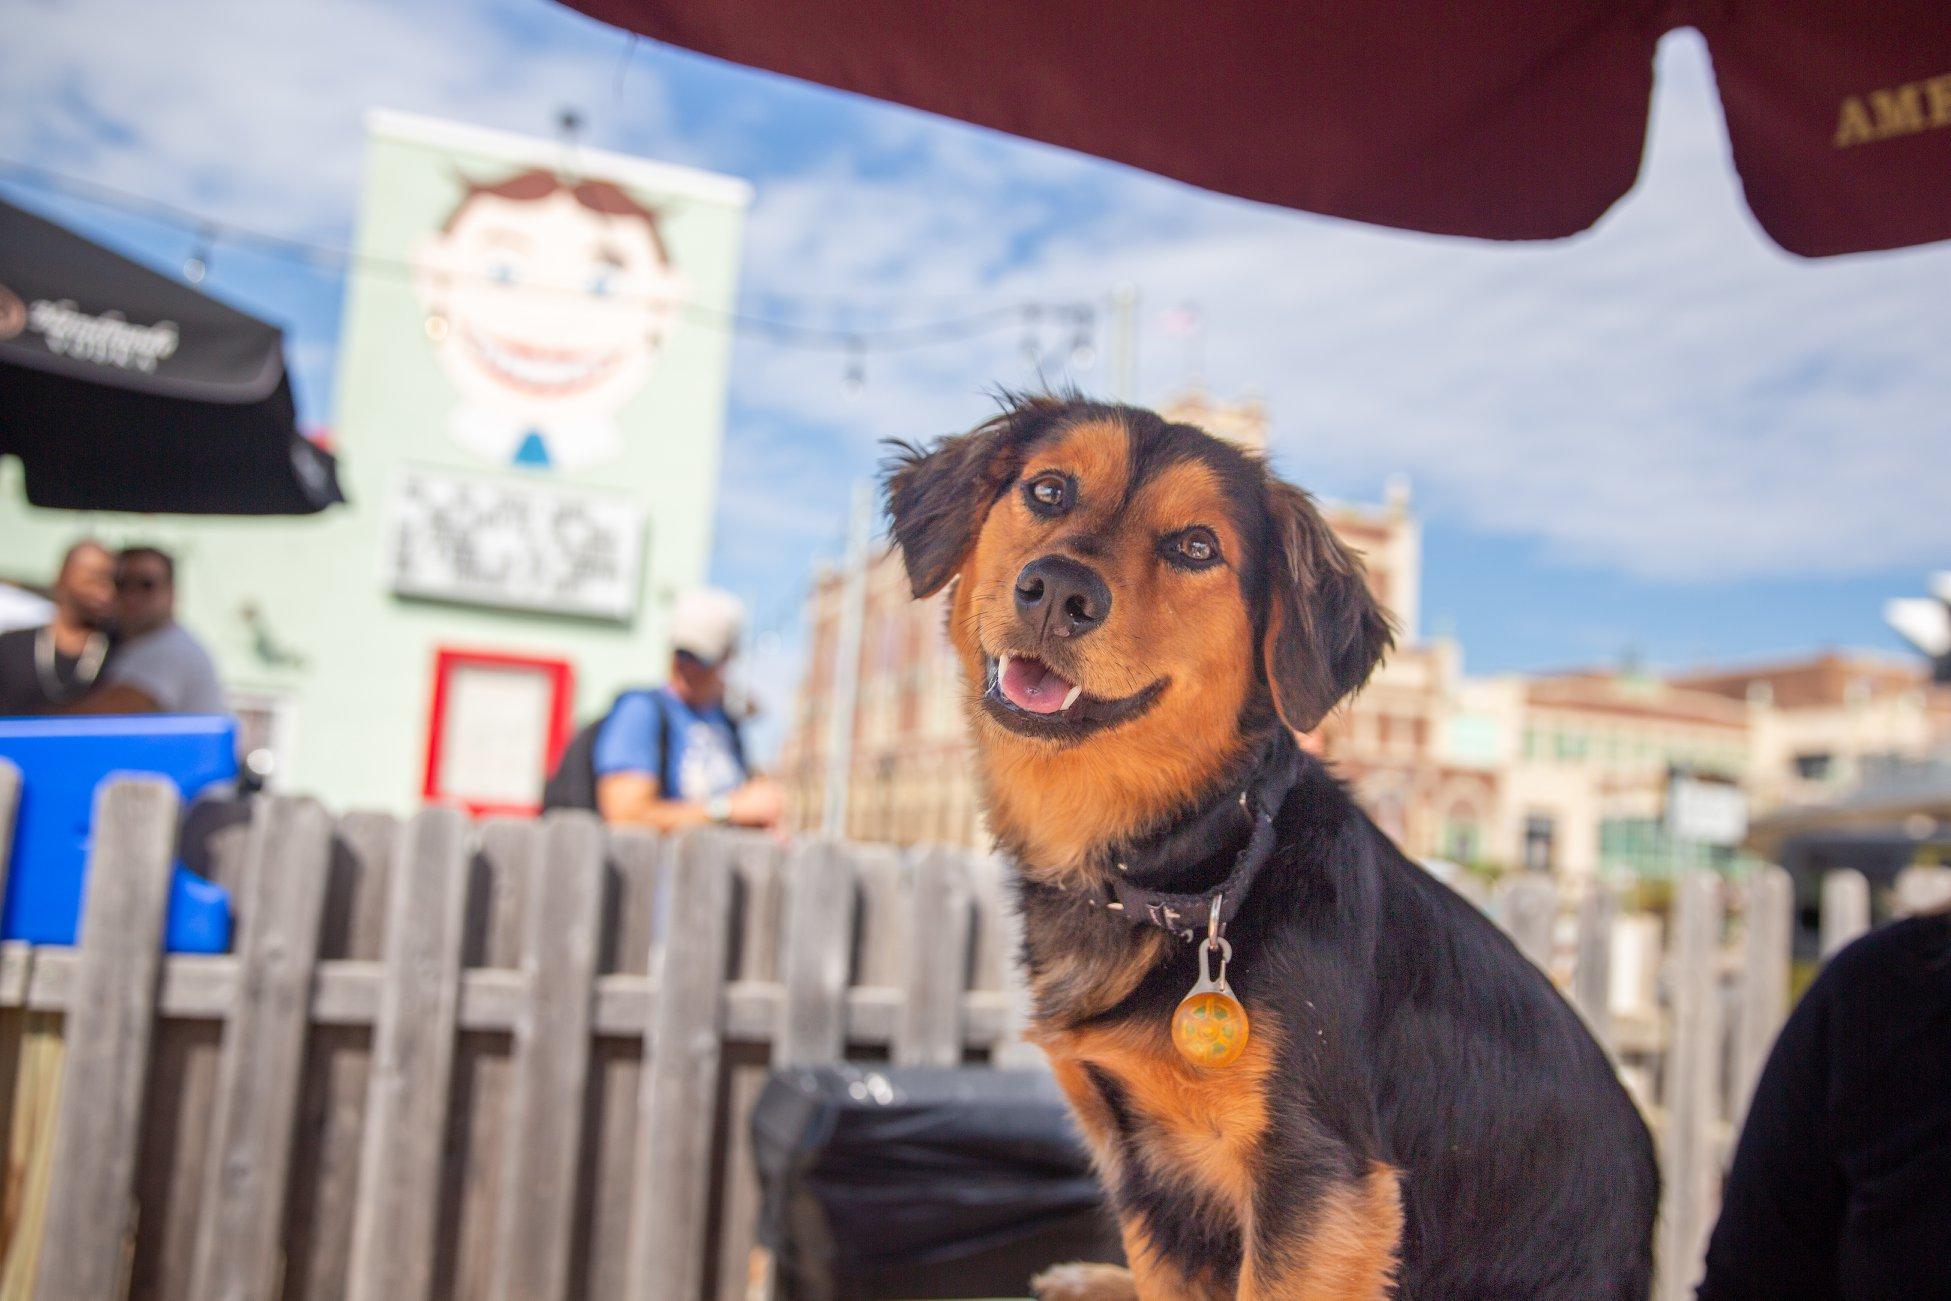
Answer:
[998,652,1012,675]
[1061,684,1083,711]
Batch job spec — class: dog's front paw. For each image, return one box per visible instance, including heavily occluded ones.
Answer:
[1031,1261,1139,1301]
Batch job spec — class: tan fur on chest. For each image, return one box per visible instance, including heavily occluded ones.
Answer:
[1037,1013,1279,1218]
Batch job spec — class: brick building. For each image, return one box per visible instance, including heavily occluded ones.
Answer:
[775,545,978,845]
[1673,654,1951,809]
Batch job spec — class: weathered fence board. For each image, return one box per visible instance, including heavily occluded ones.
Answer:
[1819,868,1870,958]
[606,830,666,979]
[328,811,398,963]
[1731,866,1792,1134]
[728,835,786,984]
[130,1016,221,1301]
[1655,870,1724,1301]
[1,1007,62,1299]
[775,840,856,1069]
[189,796,335,1301]
[283,811,395,1301]
[628,833,738,1301]
[575,829,666,1301]
[1573,881,1616,1048]
[895,846,976,1068]
[346,807,470,1301]
[850,843,908,987]
[35,779,178,1301]
[1894,863,1951,915]
[714,836,787,1301]
[442,819,533,1301]
[490,813,604,1301]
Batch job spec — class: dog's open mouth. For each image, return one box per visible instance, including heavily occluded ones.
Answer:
[998,653,1081,714]
[982,652,1164,740]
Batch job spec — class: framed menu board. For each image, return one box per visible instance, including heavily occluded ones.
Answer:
[422,647,573,816]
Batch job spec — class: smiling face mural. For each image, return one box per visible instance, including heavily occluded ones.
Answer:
[414,169,682,471]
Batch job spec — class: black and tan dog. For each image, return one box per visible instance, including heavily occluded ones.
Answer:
[883,396,1657,1299]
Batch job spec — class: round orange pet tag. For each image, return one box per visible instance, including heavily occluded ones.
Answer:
[1172,989,1249,1068]
[1172,932,1248,1068]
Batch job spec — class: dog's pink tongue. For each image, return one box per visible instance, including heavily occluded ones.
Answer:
[1000,657,1074,714]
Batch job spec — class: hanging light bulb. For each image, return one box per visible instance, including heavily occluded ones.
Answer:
[556,108,587,184]
[1069,307,1098,371]
[842,338,866,399]
[1020,304,1044,368]
[183,225,214,284]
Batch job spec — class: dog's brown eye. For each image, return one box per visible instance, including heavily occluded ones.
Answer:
[1023,473,1072,516]
[1163,527,1222,570]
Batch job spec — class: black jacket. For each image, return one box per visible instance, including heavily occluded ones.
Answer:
[1700,911,1951,1300]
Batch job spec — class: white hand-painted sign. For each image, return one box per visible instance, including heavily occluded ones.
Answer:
[383,464,645,620]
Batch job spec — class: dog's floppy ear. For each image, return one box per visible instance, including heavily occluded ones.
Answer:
[881,410,1031,598]
[1259,480,1395,733]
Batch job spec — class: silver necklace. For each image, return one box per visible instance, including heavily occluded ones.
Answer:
[35,625,108,701]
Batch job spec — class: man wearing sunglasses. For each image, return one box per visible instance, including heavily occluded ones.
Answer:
[0,539,117,716]
[79,546,227,715]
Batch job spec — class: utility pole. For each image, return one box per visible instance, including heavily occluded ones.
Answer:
[821,480,873,836]
[1110,282,1138,402]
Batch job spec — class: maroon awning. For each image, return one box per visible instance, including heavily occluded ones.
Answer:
[564,0,1951,257]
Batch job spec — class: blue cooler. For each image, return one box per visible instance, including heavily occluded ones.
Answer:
[0,715,236,953]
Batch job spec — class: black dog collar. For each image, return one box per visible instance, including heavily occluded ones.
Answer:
[1074,739,1301,941]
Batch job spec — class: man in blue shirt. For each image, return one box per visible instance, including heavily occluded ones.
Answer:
[592,588,783,832]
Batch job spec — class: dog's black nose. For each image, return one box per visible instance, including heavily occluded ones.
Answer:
[1014,555,1111,639]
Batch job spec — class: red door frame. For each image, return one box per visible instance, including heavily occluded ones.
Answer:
[422,646,575,817]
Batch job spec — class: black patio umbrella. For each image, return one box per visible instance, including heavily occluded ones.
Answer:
[0,196,343,514]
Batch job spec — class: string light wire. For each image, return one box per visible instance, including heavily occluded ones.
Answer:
[0,158,1097,363]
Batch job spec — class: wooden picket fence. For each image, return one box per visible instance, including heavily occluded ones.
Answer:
[1466,858,1949,1301]
[0,766,1944,1301]
[0,776,1036,1301]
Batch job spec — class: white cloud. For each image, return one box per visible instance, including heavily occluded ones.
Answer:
[717,31,1951,585]
[1,0,673,239]
[8,8,1946,600]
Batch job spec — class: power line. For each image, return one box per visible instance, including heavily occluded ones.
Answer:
[0,158,1097,358]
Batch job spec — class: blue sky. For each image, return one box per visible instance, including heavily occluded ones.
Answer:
[6,0,1949,748]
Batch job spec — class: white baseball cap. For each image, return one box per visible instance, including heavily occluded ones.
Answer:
[670,587,745,667]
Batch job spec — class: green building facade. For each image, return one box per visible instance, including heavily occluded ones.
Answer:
[0,112,750,812]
